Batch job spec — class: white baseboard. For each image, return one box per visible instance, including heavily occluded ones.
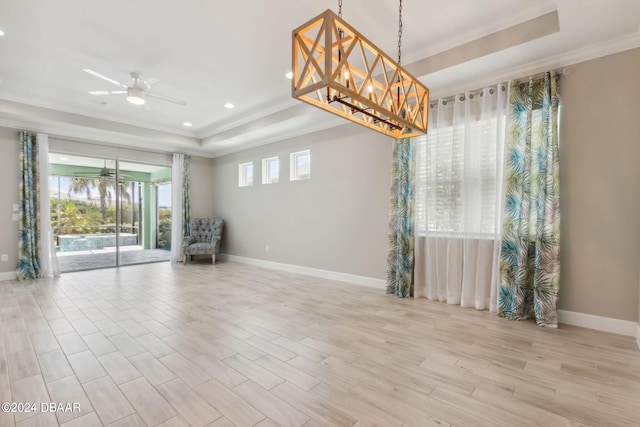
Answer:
[0,271,17,281]
[558,309,637,337]
[215,257,639,345]
[220,254,386,289]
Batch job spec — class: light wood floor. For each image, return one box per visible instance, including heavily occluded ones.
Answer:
[1,261,639,427]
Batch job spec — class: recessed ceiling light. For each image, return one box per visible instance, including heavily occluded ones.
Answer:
[285,71,293,80]
[0,30,5,37]
[224,102,235,109]
[183,122,193,127]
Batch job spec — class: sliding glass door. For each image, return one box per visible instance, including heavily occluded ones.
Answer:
[49,154,172,272]
[50,157,118,270]
[118,160,172,267]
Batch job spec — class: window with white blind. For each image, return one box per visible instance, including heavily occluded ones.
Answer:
[413,85,510,309]
[415,102,506,236]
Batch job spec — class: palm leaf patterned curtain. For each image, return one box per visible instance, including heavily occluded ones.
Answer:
[182,154,191,237]
[170,153,191,262]
[386,138,415,297]
[17,131,41,280]
[499,71,561,327]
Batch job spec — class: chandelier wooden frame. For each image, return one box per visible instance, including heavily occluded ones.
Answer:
[292,9,429,139]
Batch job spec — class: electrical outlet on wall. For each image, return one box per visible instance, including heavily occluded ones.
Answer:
[265,245,269,253]
[1,254,8,262]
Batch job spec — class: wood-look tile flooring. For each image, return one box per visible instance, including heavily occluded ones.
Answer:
[1,261,639,426]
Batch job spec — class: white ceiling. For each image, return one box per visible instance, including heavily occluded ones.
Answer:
[0,0,639,157]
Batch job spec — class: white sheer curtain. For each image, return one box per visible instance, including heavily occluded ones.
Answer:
[414,84,509,311]
[170,153,185,262]
[37,133,60,278]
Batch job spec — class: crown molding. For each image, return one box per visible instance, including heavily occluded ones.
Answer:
[0,92,196,138]
[0,99,213,157]
[427,30,640,100]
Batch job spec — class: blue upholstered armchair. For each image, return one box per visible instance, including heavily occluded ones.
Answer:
[182,218,224,264]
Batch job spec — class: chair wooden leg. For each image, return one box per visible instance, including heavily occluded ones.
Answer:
[183,255,187,265]
[211,254,216,264]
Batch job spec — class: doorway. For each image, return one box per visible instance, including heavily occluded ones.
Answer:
[49,154,172,272]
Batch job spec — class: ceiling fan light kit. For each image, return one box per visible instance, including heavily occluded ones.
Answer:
[126,86,146,105]
[291,1,429,139]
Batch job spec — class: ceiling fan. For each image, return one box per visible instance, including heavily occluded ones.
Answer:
[83,69,187,106]
[73,160,131,182]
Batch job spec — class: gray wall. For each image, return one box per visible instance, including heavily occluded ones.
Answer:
[211,123,392,279]
[189,156,215,218]
[560,47,640,322]
[0,127,20,274]
[212,48,640,323]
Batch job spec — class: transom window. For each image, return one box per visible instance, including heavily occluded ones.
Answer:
[238,162,253,187]
[290,149,310,181]
[262,156,279,184]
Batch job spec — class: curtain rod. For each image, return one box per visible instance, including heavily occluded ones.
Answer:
[430,66,572,106]
[431,84,508,106]
[515,66,572,83]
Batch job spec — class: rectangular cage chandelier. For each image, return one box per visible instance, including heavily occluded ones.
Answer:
[292,8,429,139]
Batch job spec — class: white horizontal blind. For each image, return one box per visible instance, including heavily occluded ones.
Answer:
[415,87,508,237]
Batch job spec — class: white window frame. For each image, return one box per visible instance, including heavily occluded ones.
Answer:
[238,161,253,187]
[289,149,311,181]
[262,156,279,184]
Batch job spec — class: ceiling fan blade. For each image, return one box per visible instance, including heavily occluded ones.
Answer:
[147,91,187,106]
[145,77,160,86]
[83,69,127,88]
[88,90,127,95]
